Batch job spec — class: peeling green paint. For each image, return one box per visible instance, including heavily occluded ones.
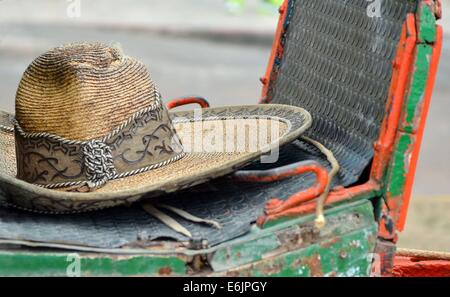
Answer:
[404,44,432,132]
[383,7,437,232]
[388,133,413,197]
[388,40,433,197]
[418,4,437,43]
[211,234,281,272]
[222,226,377,277]
[0,253,187,277]
[211,201,376,274]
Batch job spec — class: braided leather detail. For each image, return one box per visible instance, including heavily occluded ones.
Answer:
[82,140,117,189]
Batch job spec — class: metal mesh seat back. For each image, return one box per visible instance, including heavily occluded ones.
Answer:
[266,0,417,185]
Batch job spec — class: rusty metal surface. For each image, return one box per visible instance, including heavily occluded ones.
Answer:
[210,201,378,276]
[393,256,450,277]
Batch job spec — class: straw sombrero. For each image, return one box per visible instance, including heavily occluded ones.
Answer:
[0,43,311,213]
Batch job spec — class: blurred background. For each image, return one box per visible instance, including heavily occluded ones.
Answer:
[0,0,448,250]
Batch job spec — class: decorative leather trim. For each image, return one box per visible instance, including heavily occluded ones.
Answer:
[14,96,185,190]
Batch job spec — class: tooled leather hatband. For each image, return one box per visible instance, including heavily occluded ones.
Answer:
[14,95,185,190]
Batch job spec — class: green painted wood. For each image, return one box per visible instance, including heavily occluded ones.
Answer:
[382,7,437,233]
[210,234,281,272]
[389,133,414,197]
[418,3,437,44]
[219,226,377,277]
[388,42,433,197]
[0,201,376,276]
[206,201,376,274]
[404,44,433,133]
[0,253,187,277]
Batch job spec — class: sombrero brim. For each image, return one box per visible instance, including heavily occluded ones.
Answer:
[0,104,311,213]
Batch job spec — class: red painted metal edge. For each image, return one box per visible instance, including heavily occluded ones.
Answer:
[371,14,417,182]
[397,25,443,231]
[260,0,289,103]
[255,164,329,226]
[166,96,210,110]
[258,181,379,225]
[375,14,418,240]
[233,162,328,185]
[232,161,329,226]
[393,257,450,277]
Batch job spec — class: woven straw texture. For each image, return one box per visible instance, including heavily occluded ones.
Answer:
[0,103,311,212]
[0,114,293,192]
[15,43,158,141]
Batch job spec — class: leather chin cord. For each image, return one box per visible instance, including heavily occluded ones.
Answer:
[141,203,222,239]
[301,136,340,229]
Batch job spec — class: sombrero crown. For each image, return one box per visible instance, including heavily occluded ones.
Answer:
[14,42,184,190]
[16,42,157,140]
